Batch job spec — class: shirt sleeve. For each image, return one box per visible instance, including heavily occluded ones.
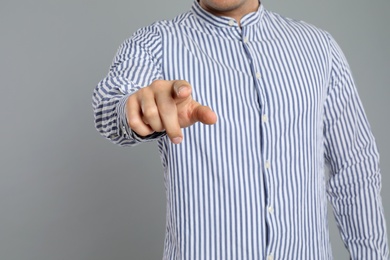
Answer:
[92,24,167,147]
[323,34,389,259]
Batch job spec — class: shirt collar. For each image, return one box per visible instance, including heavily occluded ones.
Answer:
[191,0,264,28]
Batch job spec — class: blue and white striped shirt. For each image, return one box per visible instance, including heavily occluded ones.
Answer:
[93,1,389,259]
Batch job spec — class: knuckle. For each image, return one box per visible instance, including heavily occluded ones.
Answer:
[143,107,159,119]
[136,87,144,95]
[127,116,141,129]
[152,79,164,85]
[150,79,165,89]
[137,87,148,98]
[127,92,137,104]
[152,80,175,94]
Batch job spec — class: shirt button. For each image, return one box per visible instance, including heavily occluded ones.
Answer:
[262,114,268,123]
[267,255,274,260]
[265,160,270,169]
[243,37,249,43]
[268,206,274,214]
[228,19,235,26]
[256,72,261,79]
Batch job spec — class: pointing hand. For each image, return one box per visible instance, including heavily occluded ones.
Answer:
[126,80,217,144]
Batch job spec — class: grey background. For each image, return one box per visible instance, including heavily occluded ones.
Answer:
[0,0,388,259]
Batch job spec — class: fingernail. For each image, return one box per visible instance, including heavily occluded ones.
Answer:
[172,137,182,144]
[177,86,187,96]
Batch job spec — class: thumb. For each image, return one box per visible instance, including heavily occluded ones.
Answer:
[191,104,218,125]
[172,80,192,101]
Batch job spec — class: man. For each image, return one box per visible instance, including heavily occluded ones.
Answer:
[93,0,389,259]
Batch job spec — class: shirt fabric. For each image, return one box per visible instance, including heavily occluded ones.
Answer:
[93,1,389,259]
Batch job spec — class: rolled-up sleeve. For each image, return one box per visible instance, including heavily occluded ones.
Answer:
[92,24,167,146]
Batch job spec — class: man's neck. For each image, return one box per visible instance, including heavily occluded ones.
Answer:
[199,0,260,26]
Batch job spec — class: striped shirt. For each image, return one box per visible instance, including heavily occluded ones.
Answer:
[92,1,389,259]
